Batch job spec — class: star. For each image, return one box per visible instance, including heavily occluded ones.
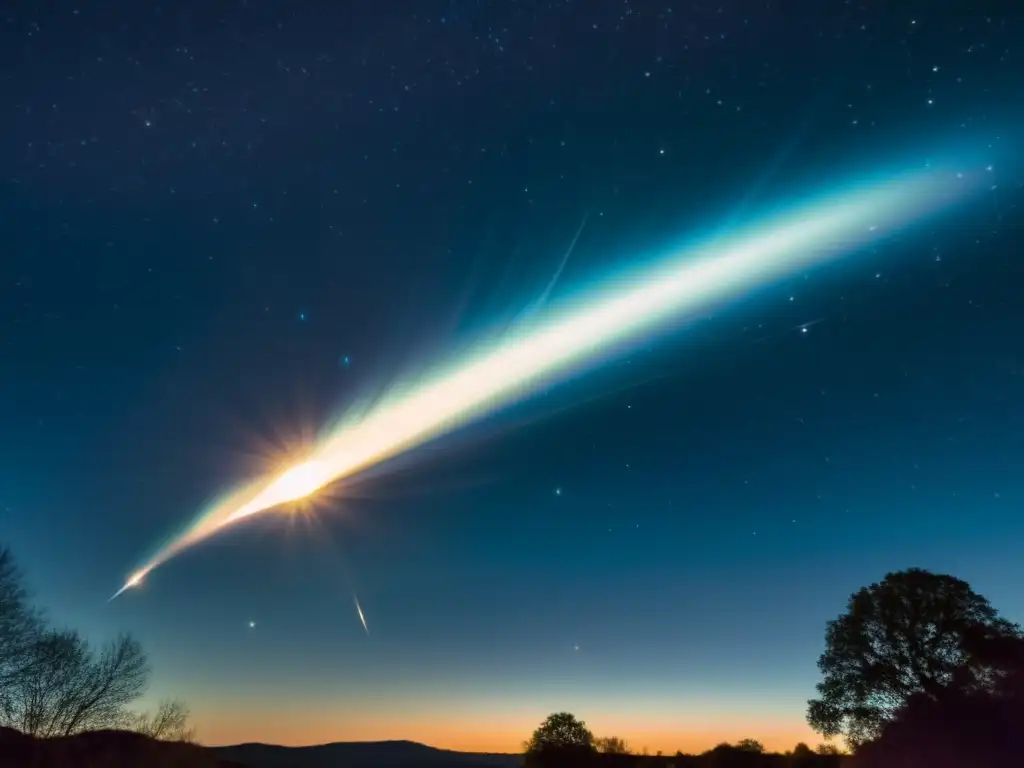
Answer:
[248,621,256,629]
[554,487,562,496]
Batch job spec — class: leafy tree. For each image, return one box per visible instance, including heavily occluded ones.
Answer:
[850,635,1024,766]
[594,735,630,754]
[850,682,1024,766]
[789,742,817,768]
[815,743,842,755]
[807,568,1023,745]
[524,712,595,768]
[734,738,763,752]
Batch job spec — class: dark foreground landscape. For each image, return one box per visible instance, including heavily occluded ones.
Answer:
[3,544,1024,767]
[1,728,842,768]
[3,713,1022,768]
[0,729,521,768]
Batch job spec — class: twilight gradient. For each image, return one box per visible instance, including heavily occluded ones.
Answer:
[3,0,1023,757]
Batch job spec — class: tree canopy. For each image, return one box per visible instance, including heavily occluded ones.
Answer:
[524,713,595,768]
[807,567,1023,745]
[525,711,593,751]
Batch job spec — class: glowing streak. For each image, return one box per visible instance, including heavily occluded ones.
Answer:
[116,162,983,597]
[355,597,369,635]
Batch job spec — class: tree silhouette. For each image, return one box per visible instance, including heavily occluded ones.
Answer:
[734,738,763,752]
[789,742,816,768]
[4,629,150,736]
[524,712,595,768]
[594,735,630,754]
[0,548,43,691]
[849,634,1024,766]
[807,567,1023,745]
[0,544,190,741]
[130,698,195,742]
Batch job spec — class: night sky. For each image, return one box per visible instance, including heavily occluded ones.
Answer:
[3,0,1022,756]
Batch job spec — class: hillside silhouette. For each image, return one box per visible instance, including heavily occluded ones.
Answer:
[213,739,521,768]
[0,726,245,767]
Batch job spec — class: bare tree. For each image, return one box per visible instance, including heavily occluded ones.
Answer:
[0,547,44,722]
[5,630,150,736]
[130,698,195,742]
[1,544,195,743]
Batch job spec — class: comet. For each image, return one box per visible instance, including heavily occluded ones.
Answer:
[115,157,986,599]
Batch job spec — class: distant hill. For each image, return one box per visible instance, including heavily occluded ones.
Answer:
[0,726,246,767]
[212,739,523,768]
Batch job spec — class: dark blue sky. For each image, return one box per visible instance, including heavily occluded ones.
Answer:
[2,0,1022,754]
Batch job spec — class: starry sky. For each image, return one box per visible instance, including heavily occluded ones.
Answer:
[2,0,1023,756]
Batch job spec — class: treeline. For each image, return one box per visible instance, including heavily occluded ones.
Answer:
[0,546,193,741]
[523,569,1024,768]
[525,714,841,767]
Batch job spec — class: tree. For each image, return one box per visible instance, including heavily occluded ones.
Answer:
[735,738,763,752]
[0,543,191,743]
[848,684,1024,767]
[806,568,1023,746]
[594,736,630,754]
[0,547,45,724]
[130,698,195,742]
[524,712,595,768]
[0,548,42,678]
[849,636,1024,766]
[4,629,150,736]
[789,743,816,768]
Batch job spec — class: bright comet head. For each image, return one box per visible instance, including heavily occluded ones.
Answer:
[258,459,333,507]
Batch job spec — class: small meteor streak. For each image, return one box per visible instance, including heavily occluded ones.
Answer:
[354,597,369,635]
[533,212,589,311]
[115,157,985,598]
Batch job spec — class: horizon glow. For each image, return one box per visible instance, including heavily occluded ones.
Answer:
[116,159,984,598]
